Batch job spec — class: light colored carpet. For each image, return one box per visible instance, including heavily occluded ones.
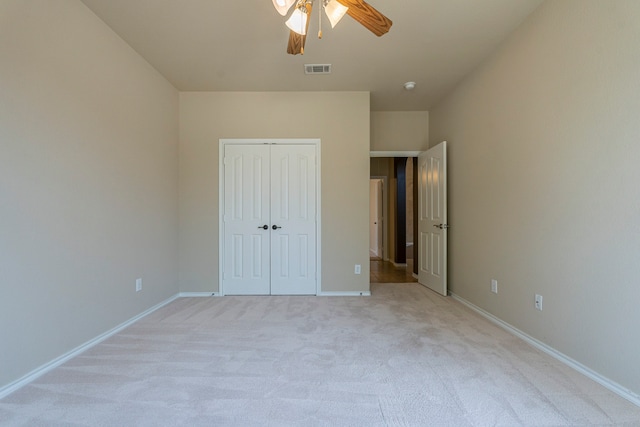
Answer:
[1,283,639,426]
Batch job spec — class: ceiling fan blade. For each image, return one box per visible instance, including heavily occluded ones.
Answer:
[286,1,313,55]
[336,0,392,37]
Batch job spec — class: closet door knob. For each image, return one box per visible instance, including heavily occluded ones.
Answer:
[272,225,282,230]
[258,225,268,230]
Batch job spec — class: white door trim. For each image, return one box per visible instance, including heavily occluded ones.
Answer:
[219,139,321,296]
[370,151,422,158]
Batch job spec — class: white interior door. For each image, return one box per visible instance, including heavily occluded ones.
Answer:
[418,141,448,296]
[369,179,381,258]
[222,144,271,295]
[222,142,317,295]
[270,145,317,295]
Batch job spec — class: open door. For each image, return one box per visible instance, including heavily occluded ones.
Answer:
[418,142,448,296]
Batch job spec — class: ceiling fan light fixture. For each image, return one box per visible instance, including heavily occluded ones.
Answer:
[323,0,348,28]
[286,5,309,35]
[272,0,296,16]
[283,0,392,55]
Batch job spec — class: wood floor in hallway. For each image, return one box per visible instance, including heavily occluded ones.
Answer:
[370,258,417,283]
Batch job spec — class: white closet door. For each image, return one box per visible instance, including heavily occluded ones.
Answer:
[222,143,317,295]
[222,145,271,295]
[270,145,317,295]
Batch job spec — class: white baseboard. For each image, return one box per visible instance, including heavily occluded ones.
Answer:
[450,292,640,408]
[318,291,371,296]
[391,262,407,268]
[178,292,219,297]
[0,294,180,400]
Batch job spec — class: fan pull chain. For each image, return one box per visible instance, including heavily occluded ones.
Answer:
[301,1,306,53]
[318,1,323,39]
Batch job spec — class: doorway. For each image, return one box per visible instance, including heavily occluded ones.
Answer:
[370,155,418,283]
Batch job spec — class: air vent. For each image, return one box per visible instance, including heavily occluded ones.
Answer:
[304,64,332,75]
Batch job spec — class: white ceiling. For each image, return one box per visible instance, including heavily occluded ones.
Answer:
[79,0,543,111]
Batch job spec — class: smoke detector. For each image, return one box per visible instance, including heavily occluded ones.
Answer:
[404,81,416,91]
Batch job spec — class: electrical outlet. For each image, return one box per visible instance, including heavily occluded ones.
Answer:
[535,294,543,311]
[136,278,142,292]
[354,264,361,275]
[491,279,498,294]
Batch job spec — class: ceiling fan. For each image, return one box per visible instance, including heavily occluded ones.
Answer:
[272,0,393,55]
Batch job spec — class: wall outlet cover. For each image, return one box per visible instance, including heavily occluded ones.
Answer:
[535,294,543,311]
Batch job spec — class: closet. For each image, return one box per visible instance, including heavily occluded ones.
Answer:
[221,140,319,295]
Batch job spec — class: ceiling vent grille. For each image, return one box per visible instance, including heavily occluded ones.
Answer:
[305,64,332,75]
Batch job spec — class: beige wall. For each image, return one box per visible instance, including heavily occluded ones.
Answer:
[430,0,640,396]
[371,111,429,151]
[0,0,179,389]
[179,92,370,294]
[369,157,391,178]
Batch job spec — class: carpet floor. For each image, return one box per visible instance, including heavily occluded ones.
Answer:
[1,283,639,426]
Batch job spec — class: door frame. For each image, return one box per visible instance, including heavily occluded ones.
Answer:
[219,138,322,296]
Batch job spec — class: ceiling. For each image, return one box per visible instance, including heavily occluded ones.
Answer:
[79,0,543,111]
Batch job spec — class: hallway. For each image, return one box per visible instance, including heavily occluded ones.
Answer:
[370,258,417,283]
